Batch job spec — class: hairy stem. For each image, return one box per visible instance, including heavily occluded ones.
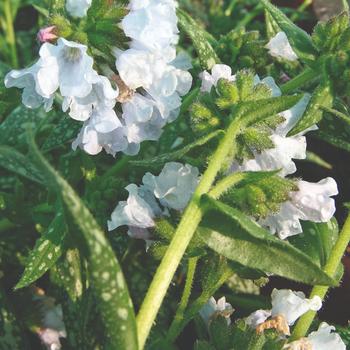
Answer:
[4,0,18,68]
[208,172,245,199]
[136,118,242,349]
[291,213,350,340]
[167,257,198,341]
[280,68,318,94]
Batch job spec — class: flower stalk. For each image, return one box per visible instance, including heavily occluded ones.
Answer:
[291,212,350,341]
[280,67,319,94]
[4,0,18,68]
[136,116,243,349]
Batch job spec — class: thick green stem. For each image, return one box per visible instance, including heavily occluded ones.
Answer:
[4,0,18,68]
[280,68,319,94]
[291,213,350,341]
[136,119,242,349]
[167,257,198,341]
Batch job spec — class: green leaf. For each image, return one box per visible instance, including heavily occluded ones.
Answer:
[177,8,220,70]
[289,220,342,279]
[50,247,84,301]
[42,116,82,151]
[315,108,350,152]
[0,105,47,147]
[27,132,138,350]
[15,210,67,289]
[0,146,43,184]
[261,0,318,63]
[288,81,333,136]
[130,130,224,168]
[209,316,233,350]
[199,196,336,286]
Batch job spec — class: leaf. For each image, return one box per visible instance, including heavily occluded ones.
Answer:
[27,132,138,350]
[42,116,82,151]
[177,8,220,70]
[0,105,47,147]
[130,130,224,168]
[51,248,84,301]
[261,0,318,64]
[289,220,343,280]
[314,108,350,152]
[0,146,43,184]
[15,210,67,289]
[288,81,333,136]
[199,196,336,286]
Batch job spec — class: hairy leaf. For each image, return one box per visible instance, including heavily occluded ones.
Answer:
[261,0,318,64]
[288,81,333,136]
[178,9,219,70]
[200,196,336,286]
[0,146,43,184]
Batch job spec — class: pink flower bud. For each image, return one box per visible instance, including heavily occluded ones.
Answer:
[37,26,58,43]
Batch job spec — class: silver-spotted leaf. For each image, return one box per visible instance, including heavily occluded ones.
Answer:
[15,212,67,289]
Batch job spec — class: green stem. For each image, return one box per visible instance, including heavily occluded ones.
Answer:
[102,156,130,179]
[167,267,233,342]
[4,0,18,68]
[291,0,312,22]
[320,106,350,127]
[280,68,319,94]
[167,257,198,341]
[208,172,245,199]
[136,118,242,349]
[291,213,350,341]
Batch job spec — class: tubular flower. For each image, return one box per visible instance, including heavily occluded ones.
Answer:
[199,296,234,326]
[266,32,298,61]
[246,289,322,331]
[260,178,338,239]
[108,162,199,239]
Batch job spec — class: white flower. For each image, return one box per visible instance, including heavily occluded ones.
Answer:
[40,38,97,98]
[270,289,322,326]
[266,32,298,61]
[63,74,119,121]
[38,328,66,350]
[246,289,322,332]
[199,296,233,326]
[142,162,200,211]
[245,310,272,328]
[307,322,346,350]
[261,177,338,239]
[200,64,236,92]
[72,108,126,156]
[66,0,92,18]
[5,63,55,112]
[108,184,156,232]
[122,0,178,51]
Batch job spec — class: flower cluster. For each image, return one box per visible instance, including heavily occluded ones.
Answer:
[4,0,192,157]
[199,64,338,239]
[108,162,199,239]
[245,289,345,350]
[199,296,234,326]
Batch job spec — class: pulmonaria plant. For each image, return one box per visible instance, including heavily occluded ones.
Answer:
[2,1,350,350]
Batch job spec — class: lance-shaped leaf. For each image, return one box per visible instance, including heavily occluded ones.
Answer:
[0,146,43,184]
[0,105,47,147]
[27,132,138,350]
[42,116,82,151]
[177,9,219,70]
[15,210,67,290]
[199,196,336,286]
[261,0,318,64]
[288,81,333,136]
